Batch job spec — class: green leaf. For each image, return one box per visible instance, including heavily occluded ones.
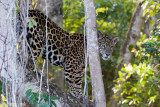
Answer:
[145,47,156,52]
[157,42,160,46]
[150,19,155,27]
[147,70,154,75]
[50,96,60,100]
[41,94,48,101]
[28,21,33,29]
[128,44,134,52]
[142,1,149,10]
[142,42,151,46]
[25,89,32,99]
[149,9,155,17]
[149,95,157,103]
[140,34,146,41]
[0,80,2,95]
[27,19,33,29]
[51,100,57,107]
[39,103,50,107]
[148,86,154,95]
[118,71,126,78]
[33,93,39,101]
[29,94,35,104]
[27,19,30,23]
[27,19,37,29]
[143,9,149,16]
[140,80,145,85]
[96,8,106,15]
[31,19,37,26]
[118,78,126,82]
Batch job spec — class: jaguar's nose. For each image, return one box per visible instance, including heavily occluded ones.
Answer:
[106,53,110,57]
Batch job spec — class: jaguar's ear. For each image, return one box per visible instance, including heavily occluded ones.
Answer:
[97,31,103,39]
[113,37,119,45]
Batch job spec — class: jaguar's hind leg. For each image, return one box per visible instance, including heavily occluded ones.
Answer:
[64,65,84,98]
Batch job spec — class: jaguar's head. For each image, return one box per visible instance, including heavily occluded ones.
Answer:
[98,31,118,60]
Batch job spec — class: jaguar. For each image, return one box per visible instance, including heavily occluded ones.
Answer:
[17,9,118,98]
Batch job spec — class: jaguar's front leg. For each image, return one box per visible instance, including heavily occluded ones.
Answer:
[26,29,44,72]
[64,65,84,98]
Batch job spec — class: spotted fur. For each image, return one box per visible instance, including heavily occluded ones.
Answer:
[18,10,118,98]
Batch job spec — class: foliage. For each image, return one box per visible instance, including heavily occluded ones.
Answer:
[114,63,160,106]
[0,79,7,106]
[142,0,160,18]
[0,80,2,95]
[63,0,85,33]
[0,94,7,107]
[113,35,160,106]
[25,89,59,107]
[139,34,160,64]
[63,0,136,37]
[113,1,160,106]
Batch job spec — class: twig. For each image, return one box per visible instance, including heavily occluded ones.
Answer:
[34,0,40,9]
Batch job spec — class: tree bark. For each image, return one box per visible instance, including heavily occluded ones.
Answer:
[116,1,144,75]
[84,0,106,107]
[110,2,145,107]
[0,0,8,76]
[0,0,25,106]
[143,19,150,38]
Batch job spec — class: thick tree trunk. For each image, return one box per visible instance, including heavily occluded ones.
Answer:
[0,0,25,106]
[0,0,8,77]
[110,2,145,107]
[0,1,7,36]
[84,0,106,107]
